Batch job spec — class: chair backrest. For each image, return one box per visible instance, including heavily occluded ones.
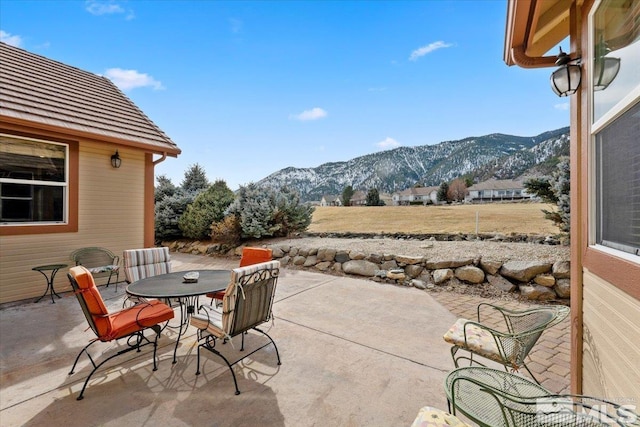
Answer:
[123,247,171,283]
[502,306,570,364]
[71,247,118,268]
[221,260,280,337]
[239,247,272,267]
[68,266,111,339]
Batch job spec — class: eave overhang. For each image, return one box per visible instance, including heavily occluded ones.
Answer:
[504,0,574,68]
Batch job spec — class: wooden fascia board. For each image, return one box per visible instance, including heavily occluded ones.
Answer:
[0,114,181,157]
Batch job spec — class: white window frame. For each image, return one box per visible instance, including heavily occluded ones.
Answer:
[588,0,640,264]
[0,134,69,226]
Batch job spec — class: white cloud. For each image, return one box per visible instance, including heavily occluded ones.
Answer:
[85,1,134,19]
[0,30,22,47]
[289,107,327,121]
[409,41,453,61]
[85,1,124,15]
[103,68,164,91]
[376,137,400,150]
[554,102,570,111]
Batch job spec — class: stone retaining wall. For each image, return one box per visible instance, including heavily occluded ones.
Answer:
[164,240,571,301]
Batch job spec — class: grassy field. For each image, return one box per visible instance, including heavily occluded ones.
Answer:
[308,203,558,235]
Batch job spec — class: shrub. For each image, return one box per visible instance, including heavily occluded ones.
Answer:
[179,179,235,239]
[210,215,242,245]
[155,190,194,241]
[225,183,314,239]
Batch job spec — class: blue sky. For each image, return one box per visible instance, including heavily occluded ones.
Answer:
[1,0,569,190]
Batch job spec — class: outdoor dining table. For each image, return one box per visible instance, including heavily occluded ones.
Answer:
[126,269,230,363]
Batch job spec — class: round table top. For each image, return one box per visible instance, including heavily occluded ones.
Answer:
[32,264,68,272]
[126,269,230,299]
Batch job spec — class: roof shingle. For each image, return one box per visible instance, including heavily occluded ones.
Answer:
[0,42,180,155]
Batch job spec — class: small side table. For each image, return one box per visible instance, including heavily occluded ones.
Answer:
[32,264,68,303]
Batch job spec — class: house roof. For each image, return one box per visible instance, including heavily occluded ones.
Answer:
[396,186,439,196]
[0,42,180,156]
[468,179,525,191]
[503,0,571,68]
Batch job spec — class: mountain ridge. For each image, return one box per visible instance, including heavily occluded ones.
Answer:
[258,126,570,201]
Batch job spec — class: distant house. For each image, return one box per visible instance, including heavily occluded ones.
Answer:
[392,186,439,205]
[465,179,533,202]
[320,195,341,206]
[0,42,181,304]
[349,190,367,206]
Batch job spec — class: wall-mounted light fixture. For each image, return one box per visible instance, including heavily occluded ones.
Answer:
[111,150,122,168]
[593,35,620,91]
[550,47,582,97]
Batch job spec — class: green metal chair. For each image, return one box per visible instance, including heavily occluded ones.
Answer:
[70,247,120,290]
[443,303,570,384]
[445,367,639,427]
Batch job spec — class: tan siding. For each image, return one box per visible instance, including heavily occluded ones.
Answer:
[582,269,640,401]
[0,142,147,304]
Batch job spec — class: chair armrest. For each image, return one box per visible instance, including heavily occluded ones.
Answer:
[113,255,120,266]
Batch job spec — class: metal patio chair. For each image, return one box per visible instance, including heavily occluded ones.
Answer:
[70,247,120,290]
[67,266,174,400]
[206,246,273,304]
[443,303,569,384]
[445,367,639,427]
[191,260,281,395]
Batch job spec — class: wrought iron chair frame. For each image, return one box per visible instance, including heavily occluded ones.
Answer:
[193,261,281,395]
[446,367,639,427]
[67,270,172,400]
[447,303,570,384]
[70,247,120,290]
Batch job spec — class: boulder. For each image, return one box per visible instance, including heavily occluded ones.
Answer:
[333,263,342,273]
[552,261,571,279]
[395,255,423,265]
[386,269,406,280]
[342,260,379,277]
[519,284,557,301]
[487,274,517,292]
[292,255,306,266]
[500,261,552,282]
[298,248,310,257]
[554,278,571,298]
[280,255,291,265]
[479,259,503,275]
[278,245,291,253]
[289,247,299,257]
[381,260,398,270]
[350,251,366,260]
[433,269,454,285]
[405,264,424,278]
[425,259,474,269]
[303,255,318,267]
[411,279,427,290]
[454,266,485,284]
[317,248,336,262]
[315,261,332,271]
[271,246,285,258]
[534,274,556,287]
[367,254,383,264]
[335,251,350,263]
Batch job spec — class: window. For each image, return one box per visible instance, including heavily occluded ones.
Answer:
[0,135,68,224]
[591,0,640,260]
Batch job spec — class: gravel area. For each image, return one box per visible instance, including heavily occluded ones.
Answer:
[264,236,570,262]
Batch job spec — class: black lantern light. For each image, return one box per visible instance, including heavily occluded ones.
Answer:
[111,150,122,168]
[550,47,582,97]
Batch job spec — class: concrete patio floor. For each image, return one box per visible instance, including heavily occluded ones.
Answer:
[0,252,570,426]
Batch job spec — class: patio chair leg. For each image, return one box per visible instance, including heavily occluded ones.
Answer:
[522,362,541,385]
[196,342,241,395]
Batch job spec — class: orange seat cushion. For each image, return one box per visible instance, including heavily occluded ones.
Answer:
[104,300,174,341]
